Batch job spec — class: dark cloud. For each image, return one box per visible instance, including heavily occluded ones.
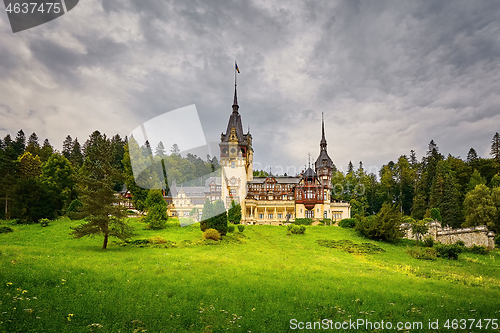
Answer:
[0,0,499,173]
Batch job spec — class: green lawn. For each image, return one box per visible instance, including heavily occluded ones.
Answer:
[1,218,499,332]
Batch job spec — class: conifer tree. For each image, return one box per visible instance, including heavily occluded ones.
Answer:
[491,132,500,163]
[62,135,73,159]
[26,132,40,155]
[70,139,84,168]
[71,132,135,249]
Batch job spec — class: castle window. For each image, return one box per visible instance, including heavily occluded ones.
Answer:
[268,214,273,219]
[231,161,235,168]
[324,211,328,218]
[278,213,283,219]
[259,214,264,219]
[282,195,287,200]
[305,210,314,218]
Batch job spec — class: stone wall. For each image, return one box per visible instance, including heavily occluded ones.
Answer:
[401,221,495,249]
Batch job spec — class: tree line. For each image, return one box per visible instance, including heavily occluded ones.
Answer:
[0,129,219,223]
[333,133,500,233]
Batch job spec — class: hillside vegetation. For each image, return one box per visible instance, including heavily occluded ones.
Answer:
[1,219,499,332]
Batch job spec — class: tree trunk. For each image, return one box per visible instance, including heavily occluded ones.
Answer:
[103,233,108,249]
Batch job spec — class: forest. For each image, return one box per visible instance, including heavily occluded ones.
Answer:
[1,129,499,234]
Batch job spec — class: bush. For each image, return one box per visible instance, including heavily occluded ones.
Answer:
[66,199,83,220]
[408,247,437,260]
[40,218,50,227]
[203,228,220,241]
[321,218,332,226]
[143,204,168,230]
[423,236,434,247]
[339,218,356,228]
[454,240,466,247]
[0,226,13,234]
[227,224,235,233]
[469,245,489,255]
[355,204,403,242]
[237,224,245,232]
[294,218,313,226]
[287,224,306,234]
[148,236,167,245]
[436,243,464,260]
[496,235,500,248]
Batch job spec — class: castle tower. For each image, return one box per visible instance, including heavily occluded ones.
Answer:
[220,85,253,212]
[315,113,334,199]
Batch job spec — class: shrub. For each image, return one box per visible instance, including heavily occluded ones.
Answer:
[227,224,235,233]
[435,243,464,260]
[39,218,50,227]
[430,208,442,222]
[227,200,241,224]
[496,235,500,248]
[294,218,313,226]
[165,220,181,228]
[355,204,403,242]
[469,245,489,255]
[339,218,356,228]
[237,224,245,232]
[66,199,83,220]
[203,228,220,241]
[0,226,13,234]
[408,247,437,260]
[287,224,305,234]
[148,236,167,245]
[454,240,466,247]
[143,204,168,230]
[321,218,332,226]
[423,236,434,247]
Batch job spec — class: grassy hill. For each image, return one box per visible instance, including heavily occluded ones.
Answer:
[1,218,499,332]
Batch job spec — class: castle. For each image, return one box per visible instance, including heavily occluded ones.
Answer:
[167,85,351,225]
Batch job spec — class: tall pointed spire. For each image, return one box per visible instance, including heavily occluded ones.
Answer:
[320,112,327,150]
[232,61,239,113]
[232,85,239,113]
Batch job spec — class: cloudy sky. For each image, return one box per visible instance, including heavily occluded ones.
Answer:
[1,0,500,176]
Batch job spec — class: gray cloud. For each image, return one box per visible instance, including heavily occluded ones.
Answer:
[0,0,499,174]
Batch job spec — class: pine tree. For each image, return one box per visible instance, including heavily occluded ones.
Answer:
[13,130,26,157]
[155,141,166,157]
[429,160,462,228]
[491,132,500,163]
[71,133,135,249]
[26,132,40,155]
[62,135,73,159]
[409,150,418,166]
[170,143,180,156]
[466,148,479,164]
[70,139,84,168]
[347,161,354,174]
[0,137,17,219]
[40,139,53,162]
[227,200,242,224]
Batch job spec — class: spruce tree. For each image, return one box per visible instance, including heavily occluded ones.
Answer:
[71,133,135,249]
[491,132,500,163]
[62,135,73,159]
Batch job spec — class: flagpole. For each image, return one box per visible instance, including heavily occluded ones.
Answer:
[234,61,237,89]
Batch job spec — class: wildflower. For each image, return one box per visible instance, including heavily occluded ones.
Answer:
[6,282,12,286]
[67,314,74,321]
[22,290,27,294]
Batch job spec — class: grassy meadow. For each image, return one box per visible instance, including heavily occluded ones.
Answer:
[1,218,500,332]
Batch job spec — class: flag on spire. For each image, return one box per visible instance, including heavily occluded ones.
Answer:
[235,62,240,73]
